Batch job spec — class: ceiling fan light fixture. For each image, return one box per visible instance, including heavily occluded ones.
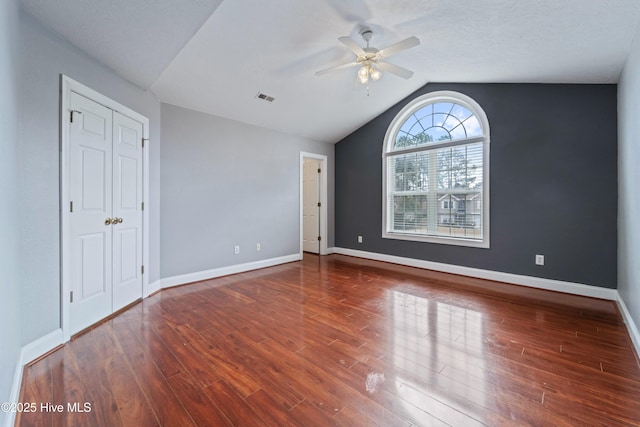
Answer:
[357,65,369,80]
[357,63,380,85]
[370,66,381,81]
[315,28,419,89]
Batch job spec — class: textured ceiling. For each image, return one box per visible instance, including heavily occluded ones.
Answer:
[21,0,640,143]
[20,0,224,89]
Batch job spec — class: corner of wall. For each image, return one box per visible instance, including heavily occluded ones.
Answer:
[616,293,640,361]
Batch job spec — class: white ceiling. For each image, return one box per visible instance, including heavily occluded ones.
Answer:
[21,0,640,143]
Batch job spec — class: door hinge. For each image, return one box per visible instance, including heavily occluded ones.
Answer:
[317,236,322,241]
[70,110,82,123]
[70,291,74,303]
[141,265,144,275]
[317,202,321,207]
[70,201,74,213]
[317,168,321,174]
[141,202,144,211]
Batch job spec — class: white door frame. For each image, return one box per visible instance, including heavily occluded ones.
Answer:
[299,152,327,256]
[60,75,150,342]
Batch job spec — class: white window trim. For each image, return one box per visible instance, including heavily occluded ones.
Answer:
[381,90,490,248]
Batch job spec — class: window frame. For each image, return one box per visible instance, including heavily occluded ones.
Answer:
[382,91,490,248]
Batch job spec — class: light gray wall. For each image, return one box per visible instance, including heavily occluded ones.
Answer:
[0,0,22,422]
[160,103,334,279]
[618,27,640,334]
[18,11,162,345]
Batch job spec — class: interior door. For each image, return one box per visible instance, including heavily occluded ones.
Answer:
[302,158,320,253]
[69,93,143,334]
[69,92,113,334]
[112,112,143,311]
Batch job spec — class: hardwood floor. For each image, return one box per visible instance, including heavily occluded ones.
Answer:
[17,254,640,426]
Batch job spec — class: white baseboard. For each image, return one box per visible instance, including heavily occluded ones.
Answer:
[6,329,64,427]
[616,295,640,359]
[161,254,302,289]
[20,329,64,365]
[331,247,618,301]
[144,279,161,297]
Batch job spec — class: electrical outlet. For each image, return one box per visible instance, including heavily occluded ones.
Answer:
[535,254,544,266]
[234,245,240,255]
[358,235,363,243]
[256,243,261,251]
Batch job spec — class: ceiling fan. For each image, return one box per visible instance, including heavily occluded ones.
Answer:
[316,28,420,85]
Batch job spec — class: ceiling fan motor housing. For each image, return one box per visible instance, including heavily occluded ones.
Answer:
[360,28,374,43]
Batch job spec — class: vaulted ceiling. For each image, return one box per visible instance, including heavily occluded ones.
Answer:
[21,0,640,143]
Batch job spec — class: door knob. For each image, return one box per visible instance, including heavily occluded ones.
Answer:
[105,217,123,225]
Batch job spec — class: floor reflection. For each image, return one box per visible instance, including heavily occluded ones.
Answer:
[390,290,486,421]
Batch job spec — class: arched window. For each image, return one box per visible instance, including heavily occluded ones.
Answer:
[382,91,490,247]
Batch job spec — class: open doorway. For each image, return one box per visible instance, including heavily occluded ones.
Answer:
[300,152,327,255]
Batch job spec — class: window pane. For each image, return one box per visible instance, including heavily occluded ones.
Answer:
[387,141,483,240]
[385,93,487,246]
[442,114,463,132]
[425,126,450,142]
[395,103,482,149]
[450,104,472,122]
[462,115,482,138]
[389,152,430,192]
[449,124,467,141]
[434,102,454,114]
[392,194,428,233]
[399,114,419,135]
[413,105,432,123]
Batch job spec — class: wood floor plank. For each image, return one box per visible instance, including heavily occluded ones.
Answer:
[151,318,222,388]
[202,380,266,426]
[243,389,300,427]
[92,327,158,427]
[166,372,232,427]
[63,332,124,427]
[174,324,263,398]
[17,354,54,427]
[17,254,640,426]
[113,321,195,427]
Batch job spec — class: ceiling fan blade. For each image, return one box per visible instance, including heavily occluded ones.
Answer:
[379,36,420,58]
[315,61,360,76]
[338,36,365,56]
[377,61,414,79]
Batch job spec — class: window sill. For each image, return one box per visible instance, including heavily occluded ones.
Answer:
[382,231,490,249]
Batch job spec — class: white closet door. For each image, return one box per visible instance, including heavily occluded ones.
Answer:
[303,158,320,253]
[69,92,113,334]
[112,111,143,311]
[69,94,144,334]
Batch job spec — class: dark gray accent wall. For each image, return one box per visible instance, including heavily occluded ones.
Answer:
[336,83,617,288]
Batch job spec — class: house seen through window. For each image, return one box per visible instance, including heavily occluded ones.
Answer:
[382,91,490,248]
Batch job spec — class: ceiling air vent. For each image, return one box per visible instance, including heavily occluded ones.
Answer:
[255,92,275,103]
